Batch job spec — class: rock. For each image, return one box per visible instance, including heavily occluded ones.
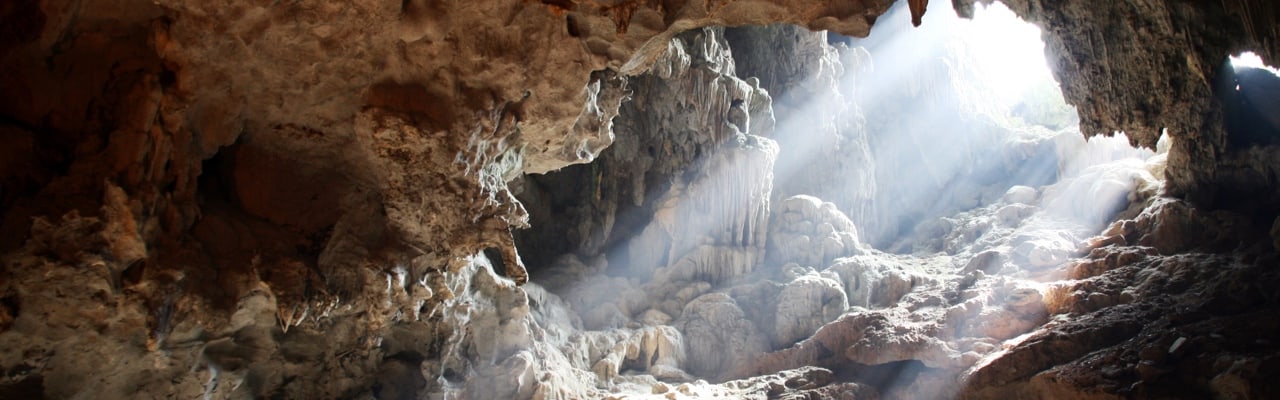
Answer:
[1005,287,1046,317]
[638,309,673,326]
[770,195,867,268]
[782,195,825,220]
[995,203,1037,227]
[1133,198,1216,254]
[583,303,628,331]
[827,255,925,309]
[963,250,1005,273]
[664,245,761,285]
[773,274,849,346]
[677,293,769,379]
[1043,158,1154,229]
[4,0,1280,397]
[1003,186,1039,205]
[1271,216,1280,252]
[100,183,147,270]
[1208,358,1268,400]
[962,308,1034,341]
[1135,360,1168,381]
[1013,236,1075,270]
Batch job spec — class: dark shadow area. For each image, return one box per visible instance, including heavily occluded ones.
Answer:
[1218,61,1280,150]
[832,360,931,394]
[186,140,332,311]
[513,63,721,279]
[0,373,43,400]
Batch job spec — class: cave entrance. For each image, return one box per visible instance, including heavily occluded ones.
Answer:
[514,0,1162,284]
[514,0,1157,271]
[766,0,1090,252]
[508,1,1162,394]
[1221,52,1280,149]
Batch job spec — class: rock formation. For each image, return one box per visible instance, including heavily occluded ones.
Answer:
[1,0,1279,398]
[953,0,1280,207]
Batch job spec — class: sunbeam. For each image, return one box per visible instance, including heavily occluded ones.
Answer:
[967,3,1056,108]
[1222,51,1280,148]
[511,0,1165,397]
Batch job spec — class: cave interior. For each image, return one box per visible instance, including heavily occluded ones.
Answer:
[1,0,1279,398]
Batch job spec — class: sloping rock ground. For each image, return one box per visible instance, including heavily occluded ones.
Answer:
[0,0,1278,398]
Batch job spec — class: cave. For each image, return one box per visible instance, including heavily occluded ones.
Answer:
[1220,53,1280,150]
[1,0,1279,398]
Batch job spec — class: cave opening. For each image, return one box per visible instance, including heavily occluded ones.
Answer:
[508,0,1164,395]
[1220,52,1280,150]
[515,0,1160,279]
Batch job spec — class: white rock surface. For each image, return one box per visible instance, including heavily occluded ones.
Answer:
[768,195,867,268]
[773,274,848,346]
[676,293,770,379]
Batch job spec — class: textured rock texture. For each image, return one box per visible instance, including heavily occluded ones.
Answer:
[962,198,1280,400]
[0,1,900,397]
[954,0,1280,206]
[514,26,777,281]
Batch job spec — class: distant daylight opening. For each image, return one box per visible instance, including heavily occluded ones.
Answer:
[1221,51,1280,149]
[509,0,1164,397]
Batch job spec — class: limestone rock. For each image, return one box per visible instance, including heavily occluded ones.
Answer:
[1003,185,1039,205]
[515,27,778,282]
[677,293,770,379]
[1042,156,1158,230]
[827,255,930,309]
[100,182,147,270]
[1012,236,1076,270]
[773,274,848,346]
[726,25,879,240]
[661,245,761,285]
[768,195,867,268]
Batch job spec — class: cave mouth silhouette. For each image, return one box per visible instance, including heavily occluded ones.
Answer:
[1221,52,1280,149]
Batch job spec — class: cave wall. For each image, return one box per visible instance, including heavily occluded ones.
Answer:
[1,1,903,397]
[723,24,880,247]
[515,26,774,276]
[954,0,1280,208]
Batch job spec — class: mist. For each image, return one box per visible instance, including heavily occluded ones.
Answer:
[508,0,1167,397]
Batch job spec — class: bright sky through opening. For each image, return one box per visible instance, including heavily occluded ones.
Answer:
[966,3,1054,106]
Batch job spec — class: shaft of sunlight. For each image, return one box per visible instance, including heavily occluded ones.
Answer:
[967,3,1055,108]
